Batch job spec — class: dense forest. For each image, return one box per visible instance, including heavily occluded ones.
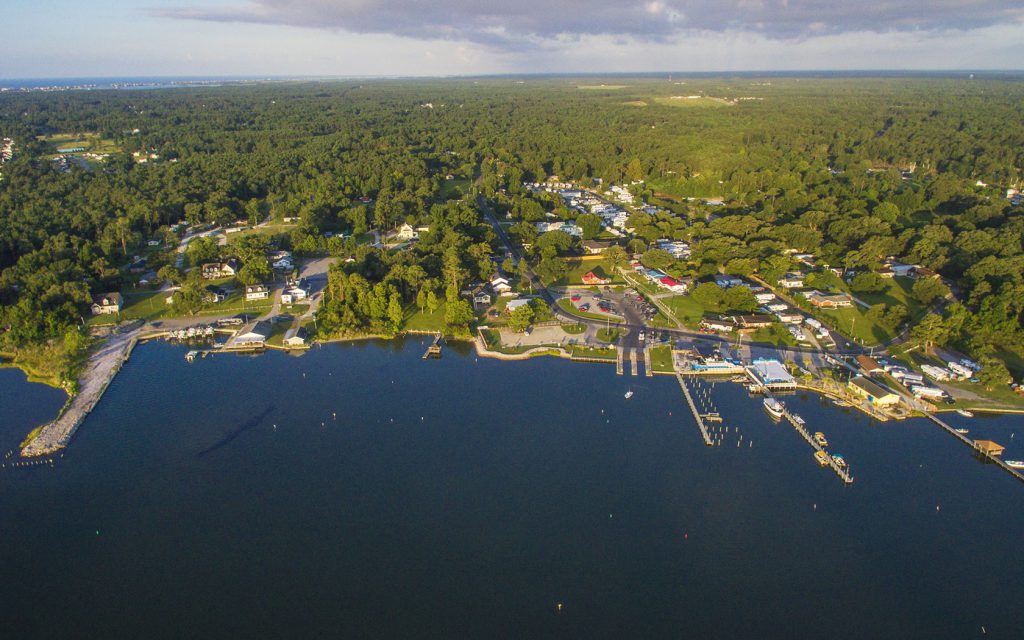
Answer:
[1,76,1022,381]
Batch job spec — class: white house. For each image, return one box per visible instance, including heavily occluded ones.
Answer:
[778,272,805,289]
[91,292,123,315]
[491,277,512,295]
[395,223,419,242]
[245,284,269,301]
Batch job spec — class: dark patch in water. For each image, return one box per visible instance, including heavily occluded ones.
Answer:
[197,405,275,457]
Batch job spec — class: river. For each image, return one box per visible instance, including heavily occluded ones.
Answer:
[1,339,1022,638]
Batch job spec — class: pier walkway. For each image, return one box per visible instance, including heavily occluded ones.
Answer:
[630,349,639,377]
[616,347,624,375]
[643,347,653,377]
[22,329,139,457]
[676,374,713,446]
[925,412,1024,484]
[773,395,853,484]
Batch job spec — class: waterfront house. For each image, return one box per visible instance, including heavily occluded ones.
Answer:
[805,291,854,308]
[234,320,272,348]
[90,292,123,315]
[848,376,901,407]
[244,284,269,301]
[283,326,308,347]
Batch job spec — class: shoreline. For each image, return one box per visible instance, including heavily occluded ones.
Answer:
[13,327,1024,458]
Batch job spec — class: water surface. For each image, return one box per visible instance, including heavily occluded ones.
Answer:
[1,340,1022,638]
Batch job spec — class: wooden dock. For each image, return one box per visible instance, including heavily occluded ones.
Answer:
[774,395,853,484]
[925,412,1024,484]
[676,374,713,446]
[422,334,443,359]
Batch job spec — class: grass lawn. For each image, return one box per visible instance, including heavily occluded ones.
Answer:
[403,303,448,332]
[265,320,291,347]
[652,96,733,108]
[747,324,799,348]
[118,290,174,322]
[562,323,586,335]
[440,177,470,199]
[597,328,623,343]
[649,345,674,372]
[661,295,707,329]
[571,345,617,360]
[813,306,893,346]
[549,260,623,287]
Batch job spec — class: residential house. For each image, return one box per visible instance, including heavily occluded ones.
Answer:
[395,223,419,242]
[856,355,885,375]
[775,308,804,324]
[731,314,775,330]
[777,272,806,289]
[713,274,744,288]
[244,284,269,301]
[581,271,611,286]
[283,326,309,347]
[491,277,513,295]
[848,376,901,407]
[754,292,776,305]
[204,285,227,303]
[272,256,294,272]
[702,319,735,333]
[234,321,272,348]
[280,287,308,305]
[90,292,123,315]
[805,291,854,308]
[581,240,614,255]
[505,298,531,313]
[201,258,242,280]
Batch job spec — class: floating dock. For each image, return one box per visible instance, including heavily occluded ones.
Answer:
[676,374,713,446]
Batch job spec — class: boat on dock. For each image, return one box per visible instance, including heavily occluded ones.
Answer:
[763,398,785,419]
[1006,460,1024,469]
[814,432,828,447]
[814,450,830,466]
[956,409,975,418]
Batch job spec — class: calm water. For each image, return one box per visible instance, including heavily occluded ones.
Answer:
[1,340,1022,638]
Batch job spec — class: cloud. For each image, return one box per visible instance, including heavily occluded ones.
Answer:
[155,0,1024,50]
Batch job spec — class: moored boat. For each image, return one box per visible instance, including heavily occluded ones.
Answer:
[954,428,969,434]
[814,432,828,447]
[832,454,847,468]
[1005,460,1024,469]
[956,409,974,418]
[814,450,830,466]
[624,390,634,399]
[763,398,785,419]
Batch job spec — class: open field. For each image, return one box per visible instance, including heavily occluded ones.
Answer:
[37,132,120,155]
[577,84,629,90]
[653,96,733,108]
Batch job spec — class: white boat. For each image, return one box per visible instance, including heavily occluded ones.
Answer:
[956,409,974,418]
[624,391,634,399]
[792,414,806,426]
[763,398,785,419]
[954,428,969,434]
[1005,460,1024,469]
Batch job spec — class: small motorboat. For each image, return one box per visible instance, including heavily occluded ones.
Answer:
[956,409,974,418]
[814,450,830,466]
[624,390,634,399]
[1005,460,1024,469]
[954,428,969,434]
[814,432,828,447]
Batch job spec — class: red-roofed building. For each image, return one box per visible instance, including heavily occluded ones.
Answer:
[582,271,611,285]
[659,276,687,293]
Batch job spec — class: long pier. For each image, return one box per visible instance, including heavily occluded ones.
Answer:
[676,374,713,446]
[643,347,653,377]
[616,347,624,375]
[629,349,639,377]
[925,412,1024,484]
[774,395,854,484]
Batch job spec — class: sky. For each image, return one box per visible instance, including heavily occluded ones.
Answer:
[2,0,1023,78]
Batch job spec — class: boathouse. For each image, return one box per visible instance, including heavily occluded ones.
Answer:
[848,376,901,407]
